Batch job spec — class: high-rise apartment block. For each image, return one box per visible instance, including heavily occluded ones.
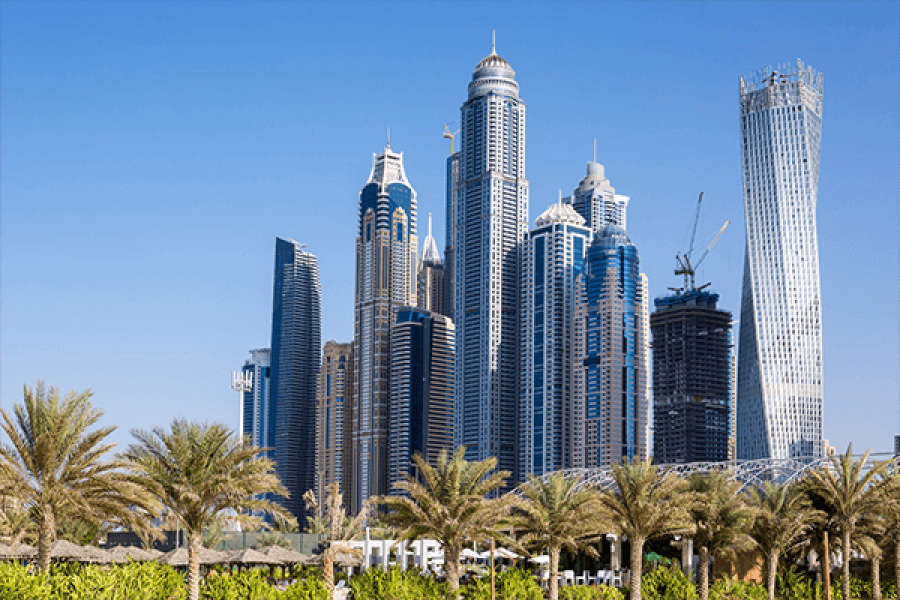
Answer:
[651,291,732,464]
[737,60,824,459]
[574,224,650,467]
[454,43,528,481]
[269,238,321,520]
[388,307,455,490]
[317,341,353,509]
[519,201,591,477]
[417,215,446,316]
[444,150,459,321]
[565,161,629,233]
[352,144,418,512]
[240,348,271,449]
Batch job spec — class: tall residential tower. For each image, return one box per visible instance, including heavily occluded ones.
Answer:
[454,41,529,481]
[269,238,321,520]
[737,61,824,459]
[239,348,271,449]
[352,144,418,511]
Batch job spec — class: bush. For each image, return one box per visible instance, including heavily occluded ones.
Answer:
[350,565,450,599]
[560,584,626,600]
[777,565,816,600]
[459,568,543,600]
[710,575,766,600]
[283,576,329,600]
[641,565,698,600]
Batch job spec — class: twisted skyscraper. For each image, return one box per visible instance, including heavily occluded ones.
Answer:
[453,40,528,481]
[737,60,824,459]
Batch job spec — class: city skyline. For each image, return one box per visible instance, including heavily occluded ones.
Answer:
[2,2,897,458]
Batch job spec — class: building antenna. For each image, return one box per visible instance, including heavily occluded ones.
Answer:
[386,127,391,149]
[492,30,496,54]
[558,189,563,207]
[428,213,433,238]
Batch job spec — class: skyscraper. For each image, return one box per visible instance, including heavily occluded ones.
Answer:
[737,60,824,459]
[565,160,629,233]
[444,147,459,322]
[388,307,455,490]
[651,291,732,464]
[317,341,353,509]
[573,224,650,468]
[519,200,591,477]
[417,215,446,316]
[240,348,270,449]
[352,144,418,512]
[269,238,321,520]
[454,41,528,481]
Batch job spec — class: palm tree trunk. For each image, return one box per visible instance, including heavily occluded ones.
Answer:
[871,556,881,600]
[323,549,335,598]
[629,536,645,600]
[894,540,899,600]
[842,529,851,600]
[549,545,561,600]
[766,552,778,600]
[37,508,54,573]
[698,545,710,600]
[446,544,461,595]
[823,532,832,600]
[187,530,202,600]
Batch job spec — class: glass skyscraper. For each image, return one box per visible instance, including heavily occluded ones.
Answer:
[519,201,591,477]
[574,224,650,467]
[352,144,417,512]
[240,348,270,449]
[269,238,321,520]
[417,215,446,316]
[317,341,353,510]
[565,161,629,233]
[737,60,824,459]
[453,42,528,481]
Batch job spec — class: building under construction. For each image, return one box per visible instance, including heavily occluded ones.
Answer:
[651,290,732,464]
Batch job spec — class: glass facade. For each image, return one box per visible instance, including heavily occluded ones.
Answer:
[352,145,418,513]
[574,225,650,467]
[269,238,321,520]
[565,161,629,233]
[317,341,353,510]
[737,60,824,459]
[240,348,270,449]
[454,46,528,484]
[519,203,591,477]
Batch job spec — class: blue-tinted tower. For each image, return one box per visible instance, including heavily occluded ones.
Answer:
[269,238,321,520]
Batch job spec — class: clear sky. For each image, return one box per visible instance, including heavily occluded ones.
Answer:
[2,1,897,459]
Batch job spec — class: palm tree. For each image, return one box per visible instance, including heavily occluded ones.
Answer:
[745,480,819,600]
[121,419,291,600]
[805,446,891,600]
[595,458,692,600]
[510,471,606,600]
[378,447,510,596]
[0,381,154,571]
[306,481,368,598]
[687,470,756,600]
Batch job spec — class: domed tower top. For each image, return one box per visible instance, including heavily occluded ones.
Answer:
[468,32,519,100]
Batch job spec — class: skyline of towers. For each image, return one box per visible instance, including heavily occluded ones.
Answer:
[651,290,732,464]
[239,347,271,449]
[388,307,455,490]
[269,237,321,520]
[453,42,529,482]
[352,143,418,512]
[519,200,591,477]
[317,341,353,509]
[574,223,650,468]
[737,60,824,460]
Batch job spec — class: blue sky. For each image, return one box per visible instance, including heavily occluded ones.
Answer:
[2,1,897,458]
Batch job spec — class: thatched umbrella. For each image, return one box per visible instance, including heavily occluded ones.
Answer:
[259,544,309,565]
[45,539,112,564]
[106,545,158,562]
[228,547,283,571]
[159,546,229,567]
[304,549,362,568]
[0,543,37,560]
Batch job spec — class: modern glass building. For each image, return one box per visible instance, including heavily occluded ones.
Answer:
[417,214,446,316]
[269,238,321,520]
[737,60,824,459]
[519,201,591,477]
[565,161,629,233]
[454,42,528,482]
[240,348,270,449]
[353,144,418,512]
[573,224,650,467]
[651,291,732,464]
[317,341,353,510]
[444,151,459,322]
[388,307,455,490]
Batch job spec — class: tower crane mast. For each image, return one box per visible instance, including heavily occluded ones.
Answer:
[670,192,730,294]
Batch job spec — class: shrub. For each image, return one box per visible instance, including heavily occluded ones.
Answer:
[777,565,816,599]
[459,568,543,600]
[710,575,766,600]
[641,565,698,600]
[560,584,626,600]
[350,565,450,599]
[283,576,329,600]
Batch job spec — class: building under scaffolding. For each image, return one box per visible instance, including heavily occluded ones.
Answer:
[651,290,732,464]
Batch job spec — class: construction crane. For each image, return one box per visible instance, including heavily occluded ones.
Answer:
[443,124,460,154]
[670,192,730,294]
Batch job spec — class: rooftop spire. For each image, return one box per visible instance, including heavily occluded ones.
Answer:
[492,30,496,55]
[386,126,391,150]
[428,212,433,237]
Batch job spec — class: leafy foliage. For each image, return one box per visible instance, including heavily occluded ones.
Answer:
[709,575,766,600]
[458,567,543,600]
[349,565,450,599]
[560,584,627,600]
[640,565,698,600]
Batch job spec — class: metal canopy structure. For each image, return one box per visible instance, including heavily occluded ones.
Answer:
[520,453,896,495]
